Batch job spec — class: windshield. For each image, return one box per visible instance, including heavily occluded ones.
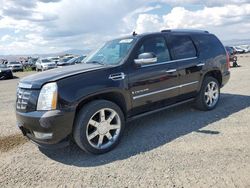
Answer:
[84,38,136,65]
[0,64,7,68]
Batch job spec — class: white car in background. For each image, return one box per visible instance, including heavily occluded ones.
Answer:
[35,58,57,71]
[48,57,60,64]
[238,45,249,53]
[233,46,245,54]
[7,61,24,72]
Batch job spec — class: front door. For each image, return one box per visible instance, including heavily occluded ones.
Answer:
[128,35,180,115]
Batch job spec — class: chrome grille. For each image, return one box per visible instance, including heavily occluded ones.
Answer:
[16,88,31,110]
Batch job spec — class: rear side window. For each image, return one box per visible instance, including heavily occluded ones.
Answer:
[192,34,225,57]
[168,35,197,60]
[138,36,171,63]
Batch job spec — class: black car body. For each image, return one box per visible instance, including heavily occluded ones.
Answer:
[16,30,230,154]
[0,64,13,79]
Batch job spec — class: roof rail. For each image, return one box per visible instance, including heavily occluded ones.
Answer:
[161,29,209,33]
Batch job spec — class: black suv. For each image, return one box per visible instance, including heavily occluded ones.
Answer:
[16,30,230,154]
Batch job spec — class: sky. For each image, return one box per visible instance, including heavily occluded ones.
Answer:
[0,0,250,55]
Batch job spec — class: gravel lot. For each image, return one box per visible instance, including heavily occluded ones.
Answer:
[0,56,250,187]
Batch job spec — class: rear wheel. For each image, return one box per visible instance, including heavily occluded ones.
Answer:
[195,76,220,111]
[73,100,125,154]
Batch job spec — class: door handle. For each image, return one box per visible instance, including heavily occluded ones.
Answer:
[166,69,177,73]
[109,72,126,81]
[196,63,205,67]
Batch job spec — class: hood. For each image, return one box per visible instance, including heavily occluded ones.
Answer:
[19,63,104,89]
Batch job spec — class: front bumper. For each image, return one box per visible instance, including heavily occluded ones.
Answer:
[16,110,75,147]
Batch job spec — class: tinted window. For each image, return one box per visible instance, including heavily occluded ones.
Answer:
[169,35,197,60]
[192,34,225,57]
[138,36,171,63]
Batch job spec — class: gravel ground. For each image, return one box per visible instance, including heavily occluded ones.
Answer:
[0,57,250,187]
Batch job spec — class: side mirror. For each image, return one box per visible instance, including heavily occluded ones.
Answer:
[134,52,157,65]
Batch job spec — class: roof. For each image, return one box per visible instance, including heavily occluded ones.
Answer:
[114,29,210,41]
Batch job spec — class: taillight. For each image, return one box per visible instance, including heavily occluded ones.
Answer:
[226,52,230,69]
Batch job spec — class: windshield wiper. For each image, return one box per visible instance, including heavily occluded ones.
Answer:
[85,61,105,65]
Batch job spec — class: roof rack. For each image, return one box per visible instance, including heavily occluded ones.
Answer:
[161,29,209,33]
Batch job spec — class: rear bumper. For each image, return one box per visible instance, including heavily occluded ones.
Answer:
[221,70,230,87]
[16,110,75,147]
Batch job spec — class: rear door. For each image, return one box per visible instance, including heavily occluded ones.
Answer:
[167,34,202,100]
[128,35,179,115]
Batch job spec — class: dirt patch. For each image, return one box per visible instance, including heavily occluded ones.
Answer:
[0,134,28,153]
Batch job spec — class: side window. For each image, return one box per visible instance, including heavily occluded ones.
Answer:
[169,35,197,60]
[138,37,171,63]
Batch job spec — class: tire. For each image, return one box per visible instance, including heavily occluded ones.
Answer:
[194,76,220,111]
[73,100,125,154]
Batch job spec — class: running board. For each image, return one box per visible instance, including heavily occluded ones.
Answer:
[127,98,195,122]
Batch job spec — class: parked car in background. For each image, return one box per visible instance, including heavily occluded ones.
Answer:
[66,55,86,65]
[48,57,60,64]
[239,46,249,53]
[27,58,38,70]
[36,58,57,71]
[7,61,23,72]
[57,57,75,67]
[225,46,238,67]
[233,46,245,54]
[225,46,237,62]
[0,64,13,80]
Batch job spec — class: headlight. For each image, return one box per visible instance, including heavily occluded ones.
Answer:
[37,82,58,111]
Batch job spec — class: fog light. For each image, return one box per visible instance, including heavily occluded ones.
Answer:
[33,131,53,139]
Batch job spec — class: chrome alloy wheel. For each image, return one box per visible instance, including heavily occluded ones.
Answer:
[204,81,219,107]
[86,108,121,149]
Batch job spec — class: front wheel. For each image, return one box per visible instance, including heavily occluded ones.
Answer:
[194,76,220,111]
[73,100,125,154]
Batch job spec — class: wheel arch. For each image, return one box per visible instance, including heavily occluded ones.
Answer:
[75,90,129,120]
[203,70,222,87]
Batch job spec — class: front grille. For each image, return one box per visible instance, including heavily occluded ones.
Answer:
[16,88,31,110]
[16,88,39,112]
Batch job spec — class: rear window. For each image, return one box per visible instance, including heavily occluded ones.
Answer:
[168,35,197,60]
